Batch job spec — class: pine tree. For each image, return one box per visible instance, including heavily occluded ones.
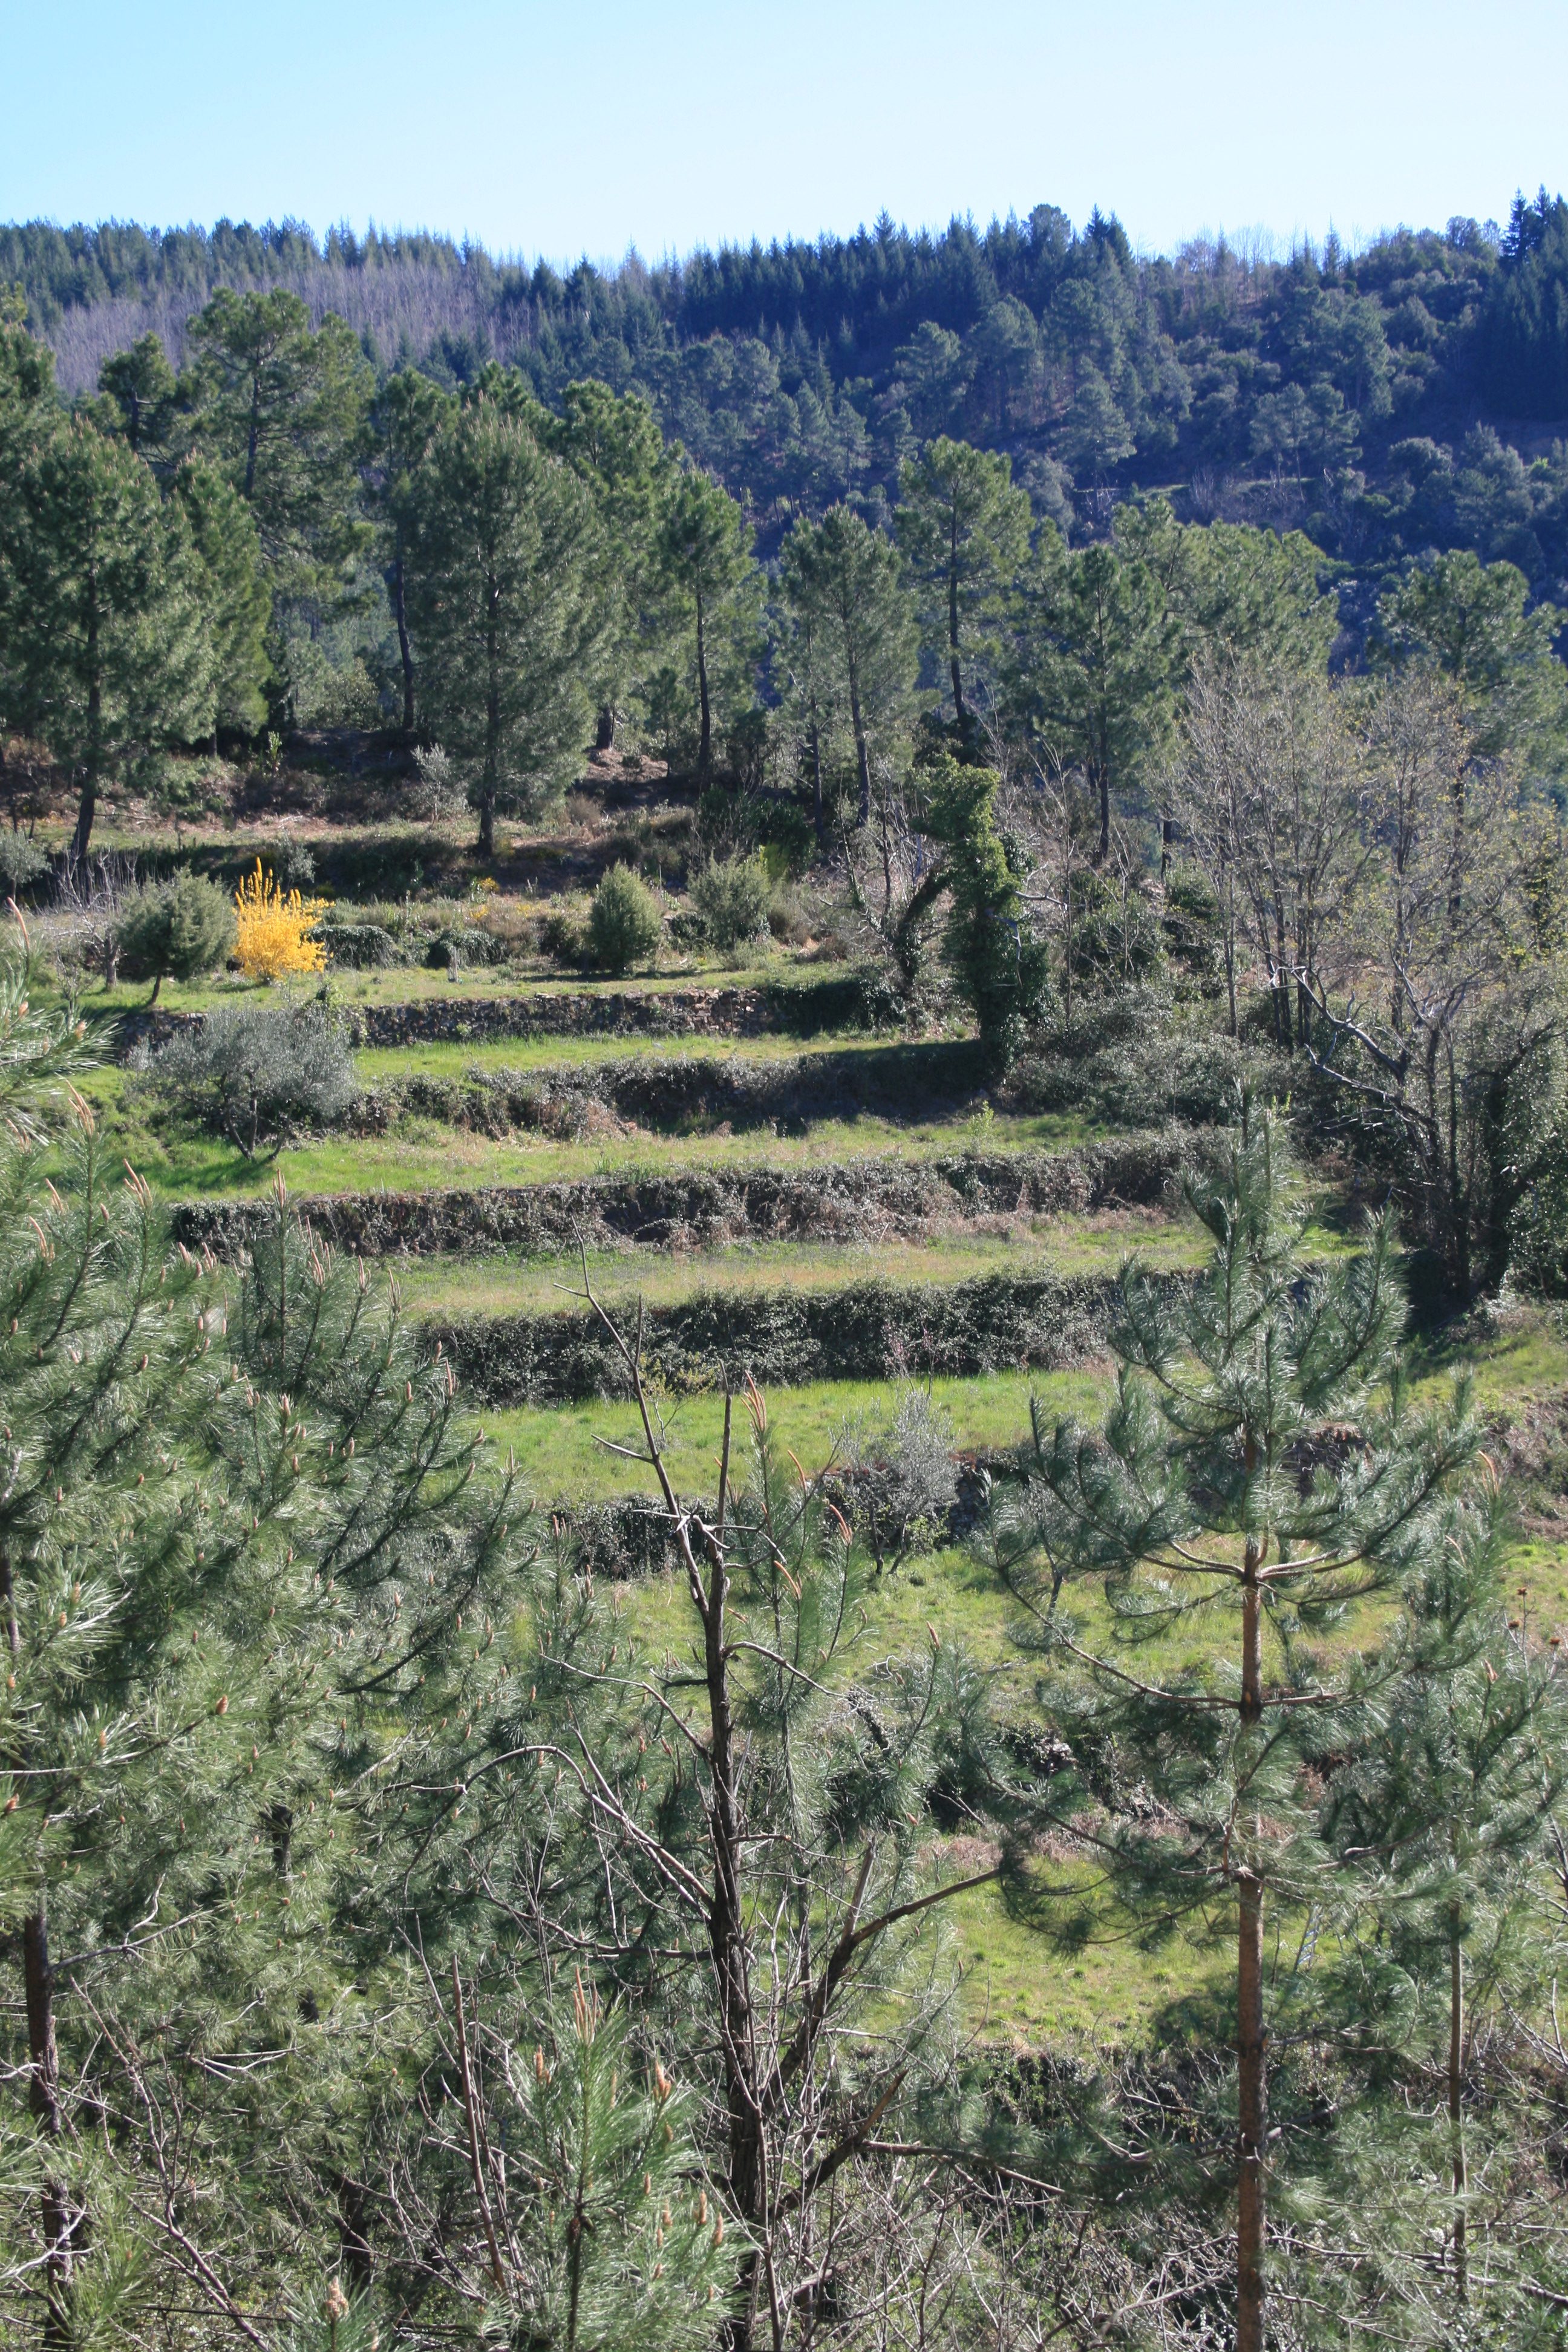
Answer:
[1316,1500,1568,2319]
[652,465,760,777]
[1018,535,1174,863]
[460,1973,740,2348]
[546,381,675,756]
[7,417,204,860]
[170,456,272,740]
[894,438,1030,736]
[185,289,372,593]
[778,505,916,825]
[368,367,452,734]
[0,927,529,2343]
[982,1099,1481,2352]
[406,400,604,853]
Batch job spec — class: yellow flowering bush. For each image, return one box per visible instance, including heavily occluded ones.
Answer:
[232,860,327,984]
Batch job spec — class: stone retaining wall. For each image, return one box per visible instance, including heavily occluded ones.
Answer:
[113,973,877,1059]
[429,1266,1172,1408]
[172,1135,1201,1262]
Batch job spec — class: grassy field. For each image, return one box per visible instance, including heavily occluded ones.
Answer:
[389,1208,1207,1317]
[76,1056,1093,1201]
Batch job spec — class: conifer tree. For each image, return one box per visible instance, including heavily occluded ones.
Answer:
[171,456,272,740]
[1317,1501,1568,2318]
[7,418,204,860]
[547,381,674,755]
[407,400,604,852]
[779,505,916,824]
[653,465,760,777]
[368,367,452,734]
[0,929,528,2343]
[983,1100,1481,2352]
[894,438,1029,736]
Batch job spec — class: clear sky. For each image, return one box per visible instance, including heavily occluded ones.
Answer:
[2,0,1564,265]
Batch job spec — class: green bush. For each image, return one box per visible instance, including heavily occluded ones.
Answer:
[319,916,406,969]
[540,908,586,965]
[144,996,358,1158]
[0,833,50,895]
[423,926,509,970]
[114,872,237,1001]
[587,865,662,973]
[691,853,772,954]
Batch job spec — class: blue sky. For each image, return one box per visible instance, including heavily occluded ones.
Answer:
[2,0,1564,263]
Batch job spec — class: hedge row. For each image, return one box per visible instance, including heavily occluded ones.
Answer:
[426,1266,1176,1408]
[173,1134,1203,1261]
[111,973,894,1064]
[561,1457,999,1580]
[352,1039,987,1142]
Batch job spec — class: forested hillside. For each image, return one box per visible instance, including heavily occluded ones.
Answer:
[8,193,1568,596]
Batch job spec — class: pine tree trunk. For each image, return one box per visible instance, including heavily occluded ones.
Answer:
[25,1904,75,2348]
[696,1526,768,2352]
[394,551,415,734]
[809,710,825,848]
[480,580,500,857]
[71,570,102,866]
[1236,1537,1267,2352]
[1449,1909,1467,2299]
[696,585,713,777]
[3,1551,74,2342]
[947,508,965,726]
[595,705,616,753]
[848,653,870,829]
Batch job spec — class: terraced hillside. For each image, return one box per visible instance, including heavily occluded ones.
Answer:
[54,880,1568,2048]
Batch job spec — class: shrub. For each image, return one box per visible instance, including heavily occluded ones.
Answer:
[540,908,586,965]
[1066,865,1166,991]
[318,916,406,969]
[114,873,237,1001]
[587,866,661,973]
[272,837,317,893]
[0,832,50,896]
[423,926,509,970]
[146,996,357,1158]
[691,853,771,955]
[233,861,327,984]
[767,883,812,944]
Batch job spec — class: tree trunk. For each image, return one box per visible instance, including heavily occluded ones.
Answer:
[693,1526,770,2352]
[394,551,415,735]
[4,1559,76,2341]
[71,568,103,867]
[808,709,825,849]
[480,578,500,857]
[1093,762,1111,867]
[947,508,965,726]
[1236,1532,1267,2352]
[847,654,870,829]
[25,1904,76,2347]
[595,704,616,753]
[1449,1909,1467,2298]
[244,373,261,502]
[696,584,712,776]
